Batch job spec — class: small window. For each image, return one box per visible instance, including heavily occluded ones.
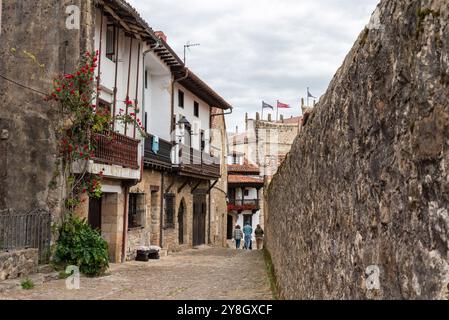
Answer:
[244,189,250,197]
[145,70,148,89]
[194,101,199,117]
[178,90,184,108]
[201,130,205,151]
[128,194,145,229]
[106,24,116,61]
[232,155,239,165]
[165,193,176,228]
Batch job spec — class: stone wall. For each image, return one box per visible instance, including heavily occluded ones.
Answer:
[0,0,95,216]
[0,249,38,281]
[266,0,449,300]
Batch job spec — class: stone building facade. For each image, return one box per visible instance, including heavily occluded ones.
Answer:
[1,0,231,266]
[266,0,449,299]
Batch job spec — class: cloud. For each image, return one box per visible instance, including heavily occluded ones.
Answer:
[128,0,379,131]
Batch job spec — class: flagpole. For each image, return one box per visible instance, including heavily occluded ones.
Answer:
[307,87,309,107]
[261,102,264,121]
[276,100,279,122]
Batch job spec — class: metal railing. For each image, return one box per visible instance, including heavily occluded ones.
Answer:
[176,144,221,178]
[0,209,52,263]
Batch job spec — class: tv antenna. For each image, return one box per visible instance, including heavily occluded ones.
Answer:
[183,41,200,65]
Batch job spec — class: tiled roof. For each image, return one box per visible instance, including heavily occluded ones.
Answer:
[228,175,264,185]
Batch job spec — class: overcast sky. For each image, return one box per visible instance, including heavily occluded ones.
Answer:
[128,0,379,132]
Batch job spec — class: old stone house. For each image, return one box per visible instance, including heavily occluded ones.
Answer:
[0,0,230,266]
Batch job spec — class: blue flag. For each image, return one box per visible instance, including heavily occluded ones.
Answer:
[262,101,274,110]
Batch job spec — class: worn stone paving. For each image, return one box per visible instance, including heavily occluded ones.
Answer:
[0,247,273,300]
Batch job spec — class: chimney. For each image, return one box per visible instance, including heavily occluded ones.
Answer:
[256,112,260,121]
[236,126,239,134]
[154,31,167,42]
[268,114,272,122]
[280,115,284,123]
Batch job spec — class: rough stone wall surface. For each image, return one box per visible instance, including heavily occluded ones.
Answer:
[0,0,95,217]
[266,0,449,300]
[0,249,38,281]
[210,108,228,247]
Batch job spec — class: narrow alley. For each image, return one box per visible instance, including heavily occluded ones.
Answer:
[0,247,273,300]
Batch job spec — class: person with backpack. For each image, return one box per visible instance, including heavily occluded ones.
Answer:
[254,225,264,250]
[242,222,253,250]
[232,225,243,250]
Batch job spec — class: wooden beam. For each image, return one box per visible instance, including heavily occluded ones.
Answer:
[207,180,219,193]
[191,181,202,194]
[177,179,190,194]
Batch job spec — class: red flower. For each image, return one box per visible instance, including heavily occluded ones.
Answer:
[70,90,75,95]
[79,152,84,157]
[55,88,61,92]
[125,99,133,106]
[64,74,74,79]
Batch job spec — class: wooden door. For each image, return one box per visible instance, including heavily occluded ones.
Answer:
[178,201,185,245]
[88,197,102,231]
[227,215,233,240]
[192,194,206,247]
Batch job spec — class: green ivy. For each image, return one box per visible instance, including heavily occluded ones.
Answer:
[53,214,109,277]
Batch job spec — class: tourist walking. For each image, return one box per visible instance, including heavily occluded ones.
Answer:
[232,225,243,250]
[255,225,264,250]
[242,222,253,250]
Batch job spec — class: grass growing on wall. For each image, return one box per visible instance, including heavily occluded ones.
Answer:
[263,248,280,300]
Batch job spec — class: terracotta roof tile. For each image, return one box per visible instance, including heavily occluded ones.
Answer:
[228,163,260,174]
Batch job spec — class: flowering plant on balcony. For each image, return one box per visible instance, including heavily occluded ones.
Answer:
[48,51,145,210]
[227,203,257,212]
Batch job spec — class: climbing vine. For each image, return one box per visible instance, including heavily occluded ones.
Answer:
[48,50,146,212]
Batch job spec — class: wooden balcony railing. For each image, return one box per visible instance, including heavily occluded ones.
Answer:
[177,144,221,179]
[92,131,139,169]
[227,199,260,212]
[143,134,173,169]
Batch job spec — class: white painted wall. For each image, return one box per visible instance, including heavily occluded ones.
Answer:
[235,187,259,200]
[174,83,211,153]
[94,9,144,139]
[236,211,261,240]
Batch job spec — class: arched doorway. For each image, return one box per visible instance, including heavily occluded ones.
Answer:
[178,199,185,245]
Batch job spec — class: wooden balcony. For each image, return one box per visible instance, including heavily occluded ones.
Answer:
[143,134,173,170]
[176,144,221,179]
[227,199,260,212]
[92,131,139,169]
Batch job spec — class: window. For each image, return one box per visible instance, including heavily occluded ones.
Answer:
[178,90,184,108]
[232,155,239,165]
[128,194,145,229]
[145,70,148,89]
[165,193,176,228]
[244,189,250,197]
[194,101,199,117]
[144,112,148,133]
[201,130,205,151]
[106,24,116,61]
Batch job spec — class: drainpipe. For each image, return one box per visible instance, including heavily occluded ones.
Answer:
[210,107,233,118]
[160,173,165,247]
[112,26,120,131]
[171,69,189,142]
[208,181,211,245]
[95,9,104,108]
[121,184,130,263]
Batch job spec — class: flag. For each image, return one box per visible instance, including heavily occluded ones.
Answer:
[262,101,274,110]
[277,101,290,109]
[307,88,316,99]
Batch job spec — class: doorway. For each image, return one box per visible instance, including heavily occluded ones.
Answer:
[192,194,206,247]
[178,200,185,245]
[88,197,102,231]
[227,215,233,240]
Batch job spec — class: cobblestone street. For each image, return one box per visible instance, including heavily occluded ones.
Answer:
[0,247,273,300]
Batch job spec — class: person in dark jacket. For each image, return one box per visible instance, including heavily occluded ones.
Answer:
[232,225,243,250]
[254,225,264,250]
